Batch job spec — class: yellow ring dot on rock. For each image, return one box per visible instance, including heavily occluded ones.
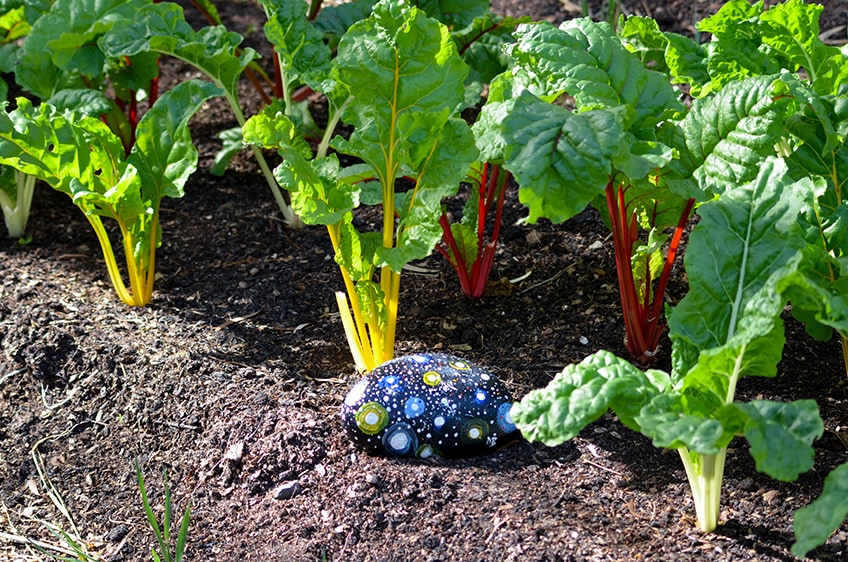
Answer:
[449,360,470,370]
[460,419,489,444]
[355,401,389,435]
[422,370,442,386]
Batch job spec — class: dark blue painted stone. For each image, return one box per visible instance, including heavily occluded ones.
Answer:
[341,353,519,459]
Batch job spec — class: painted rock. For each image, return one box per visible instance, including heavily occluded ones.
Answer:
[341,353,519,459]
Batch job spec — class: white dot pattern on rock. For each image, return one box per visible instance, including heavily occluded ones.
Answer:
[340,353,519,459]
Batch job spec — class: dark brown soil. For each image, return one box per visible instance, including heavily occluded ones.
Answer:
[2,1,848,561]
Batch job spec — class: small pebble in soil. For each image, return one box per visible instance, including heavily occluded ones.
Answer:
[341,353,519,459]
[273,480,303,500]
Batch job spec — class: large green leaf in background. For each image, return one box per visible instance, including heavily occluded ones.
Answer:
[660,75,793,197]
[260,0,333,93]
[17,0,157,99]
[507,19,682,130]
[501,93,623,224]
[99,2,257,105]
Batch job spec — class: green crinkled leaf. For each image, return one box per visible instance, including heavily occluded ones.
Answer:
[0,98,124,197]
[98,2,257,101]
[512,350,671,446]
[661,75,792,197]
[780,245,848,342]
[636,395,744,454]
[452,13,529,86]
[210,126,244,177]
[380,116,476,271]
[508,18,682,130]
[331,0,475,273]
[758,0,848,95]
[335,214,380,282]
[792,462,848,558]
[129,79,223,204]
[243,107,356,226]
[738,399,822,481]
[259,0,333,93]
[45,0,147,76]
[446,222,478,274]
[471,98,513,163]
[630,228,666,302]
[612,139,673,183]
[618,16,709,97]
[503,92,624,224]
[16,0,141,98]
[314,0,376,49]
[332,0,469,181]
[669,158,807,384]
[46,89,114,118]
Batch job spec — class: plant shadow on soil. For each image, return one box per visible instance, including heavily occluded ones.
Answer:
[2,0,848,561]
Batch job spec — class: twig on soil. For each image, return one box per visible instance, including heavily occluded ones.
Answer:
[0,529,82,558]
[582,458,624,477]
[155,420,201,431]
[31,430,84,538]
[519,264,574,294]
[0,368,24,387]
[214,307,264,329]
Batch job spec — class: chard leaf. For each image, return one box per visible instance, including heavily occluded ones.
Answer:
[129,79,223,203]
[336,214,381,282]
[472,97,514,163]
[792,461,848,558]
[331,0,475,272]
[737,399,822,481]
[618,16,709,97]
[243,106,355,225]
[758,0,848,95]
[0,99,124,197]
[382,116,477,272]
[314,0,376,49]
[780,245,848,342]
[636,395,744,454]
[447,222,478,272]
[661,75,792,197]
[98,2,257,103]
[46,89,114,118]
[452,13,529,86]
[502,92,624,224]
[418,0,488,29]
[508,19,682,129]
[259,0,334,93]
[511,350,672,446]
[669,158,807,381]
[209,126,244,177]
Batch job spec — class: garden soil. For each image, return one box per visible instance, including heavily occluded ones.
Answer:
[2,1,848,561]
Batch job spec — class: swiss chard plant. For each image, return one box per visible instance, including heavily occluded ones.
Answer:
[435,10,528,298]
[475,17,693,364]
[623,0,848,377]
[512,157,824,534]
[436,160,511,297]
[244,0,478,372]
[16,0,162,155]
[0,1,46,239]
[98,1,301,227]
[0,80,222,306]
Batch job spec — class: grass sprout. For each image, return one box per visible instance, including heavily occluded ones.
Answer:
[136,460,191,562]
